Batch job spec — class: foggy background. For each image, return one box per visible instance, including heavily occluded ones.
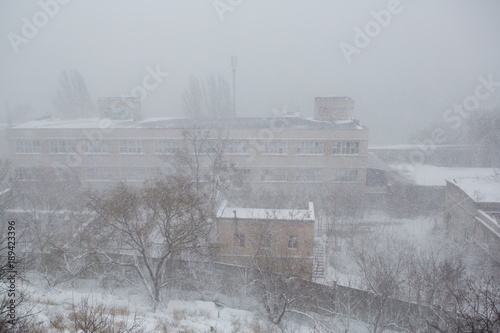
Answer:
[1,0,499,144]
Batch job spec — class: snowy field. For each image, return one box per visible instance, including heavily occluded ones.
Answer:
[22,277,272,332]
[18,276,377,333]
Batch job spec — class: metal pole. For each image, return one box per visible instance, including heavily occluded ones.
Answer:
[231,56,237,118]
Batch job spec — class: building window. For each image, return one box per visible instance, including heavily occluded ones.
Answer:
[333,141,359,155]
[263,140,287,155]
[16,168,38,181]
[155,167,176,177]
[235,233,245,247]
[288,236,298,250]
[119,140,144,154]
[189,140,215,155]
[240,168,251,178]
[261,168,287,182]
[16,140,41,154]
[260,234,271,249]
[53,167,78,182]
[120,167,147,181]
[231,168,251,185]
[226,140,250,155]
[154,140,181,154]
[296,168,323,182]
[83,140,110,154]
[50,140,77,154]
[86,167,112,181]
[332,169,358,182]
[297,141,323,155]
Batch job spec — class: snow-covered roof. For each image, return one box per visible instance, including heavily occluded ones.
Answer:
[11,117,151,129]
[389,164,498,187]
[10,116,367,131]
[370,144,470,150]
[217,200,315,221]
[449,176,500,203]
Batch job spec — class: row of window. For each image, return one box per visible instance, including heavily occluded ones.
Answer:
[16,167,359,183]
[16,167,148,182]
[235,233,298,250]
[15,139,360,155]
[260,168,358,182]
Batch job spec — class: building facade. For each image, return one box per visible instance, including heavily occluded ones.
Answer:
[6,97,369,193]
[444,176,500,261]
[216,201,315,278]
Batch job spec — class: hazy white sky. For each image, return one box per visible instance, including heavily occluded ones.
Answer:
[1,0,499,143]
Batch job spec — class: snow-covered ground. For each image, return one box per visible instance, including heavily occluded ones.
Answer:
[8,213,451,332]
[15,276,379,333]
[21,277,272,332]
[389,163,497,186]
[321,212,439,287]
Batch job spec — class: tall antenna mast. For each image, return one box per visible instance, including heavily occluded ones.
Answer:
[231,56,237,118]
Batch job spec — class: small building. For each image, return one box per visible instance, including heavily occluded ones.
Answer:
[216,201,315,278]
[383,163,498,216]
[444,176,500,261]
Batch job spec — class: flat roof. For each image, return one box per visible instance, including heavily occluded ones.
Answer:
[390,164,498,187]
[217,201,315,221]
[449,176,500,203]
[10,116,367,131]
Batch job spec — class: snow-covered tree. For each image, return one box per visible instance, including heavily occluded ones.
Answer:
[86,176,212,309]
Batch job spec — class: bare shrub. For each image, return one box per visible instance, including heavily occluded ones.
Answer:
[67,295,144,333]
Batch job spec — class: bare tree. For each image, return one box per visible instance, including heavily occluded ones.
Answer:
[12,168,92,287]
[248,223,315,326]
[52,69,94,118]
[466,108,500,148]
[430,275,500,332]
[86,176,212,309]
[316,184,365,250]
[182,76,204,119]
[182,74,231,119]
[166,126,234,215]
[349,232,414,333]
[0,160,38,331]
[251,253,313,325]
[408,245,465,308]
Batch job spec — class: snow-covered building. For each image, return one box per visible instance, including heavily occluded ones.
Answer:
[374,162,500,216]
[6,97,369,194]
[216,201,316,278]
[444,175,500,261]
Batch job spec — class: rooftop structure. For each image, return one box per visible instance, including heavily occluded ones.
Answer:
[448,176,500,203]
[11,116,365,131]
[218,200,315,221]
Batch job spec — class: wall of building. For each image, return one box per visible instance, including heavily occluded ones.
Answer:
[444,181,478,242]
[216,216,314,275]
[7,121,368,194]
